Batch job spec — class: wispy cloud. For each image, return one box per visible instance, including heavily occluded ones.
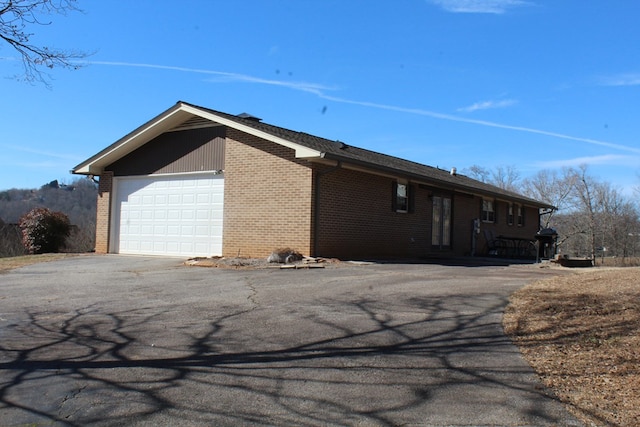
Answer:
[457,99,517,112]
[428,0,532,14]
[535,154,640,168]
[88,60,640,156]
[598,73,640,87]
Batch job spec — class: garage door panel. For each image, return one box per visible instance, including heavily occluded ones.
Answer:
[168,194,182,204]
[114,174,224,257]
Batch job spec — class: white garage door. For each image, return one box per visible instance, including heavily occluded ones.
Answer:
[113,174,224,257]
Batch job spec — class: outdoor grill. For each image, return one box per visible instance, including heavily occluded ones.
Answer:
[535,228,558,260]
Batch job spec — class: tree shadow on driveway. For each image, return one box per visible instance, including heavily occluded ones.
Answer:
[0,288,581,426]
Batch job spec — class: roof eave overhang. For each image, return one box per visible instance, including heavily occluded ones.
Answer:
[179,104,322,159]
[72,102,322,176]
[318,152,554,210]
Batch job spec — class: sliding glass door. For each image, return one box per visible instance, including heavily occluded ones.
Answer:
[432,196,451,249]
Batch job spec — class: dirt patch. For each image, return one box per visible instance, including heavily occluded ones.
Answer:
[184,256,339,269]
[504,267,640,426]
[0,253,78,273]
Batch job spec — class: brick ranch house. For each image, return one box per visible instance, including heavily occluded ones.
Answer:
[72,101,553,260]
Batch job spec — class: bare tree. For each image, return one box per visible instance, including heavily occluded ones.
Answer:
[491,165,521,192]
[464,165,491,183]
[596,183,640,262]
[0,177,97,256]
[571,165,601,261]
[464,164,520,191]
[521,168,577,228]
[0,0,88,85]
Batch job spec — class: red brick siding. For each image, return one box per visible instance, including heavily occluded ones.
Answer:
[93,125,541,260]
[95,171,113,253]
[315,167,430,259]
[477,199,540,255]
[450,194,477,256]
[223,129,314,257]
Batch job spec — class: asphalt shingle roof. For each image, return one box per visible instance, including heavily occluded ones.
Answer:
[185,102,552,209]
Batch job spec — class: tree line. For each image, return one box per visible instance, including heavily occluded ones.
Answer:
[466,164,640,264]
[0,177,97,257]
[2,167,639,263]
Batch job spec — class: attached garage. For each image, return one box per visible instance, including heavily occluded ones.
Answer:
[73,101,553,260]
[112,174,224,257]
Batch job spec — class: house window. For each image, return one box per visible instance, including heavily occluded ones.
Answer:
[517,205,525,226]
[394,182,408,213]
[482,199,495,223]
[507,204,514,225]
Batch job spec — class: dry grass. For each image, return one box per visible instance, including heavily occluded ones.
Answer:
[0,253,77,273]
[594,257,640,268]
[504,267,640,426]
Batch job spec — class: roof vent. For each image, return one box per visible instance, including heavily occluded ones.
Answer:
[335,140,347,149]
[237,113,262,122]
[450,167,457,176]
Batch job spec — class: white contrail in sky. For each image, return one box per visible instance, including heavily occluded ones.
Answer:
[427,0,532,14]
[86,61,334,94]
[1,144,82,161]
[318,94,640,155]
[535,154,639,168]
[85,60,640,155]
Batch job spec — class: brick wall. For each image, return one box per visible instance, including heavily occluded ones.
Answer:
[476,199,541,256]
[451,194,477,256]
[313,172,541,260]
[223,129,314,258]
[315,167,430,259]
[94,171,113,254]
[92,124,541,261]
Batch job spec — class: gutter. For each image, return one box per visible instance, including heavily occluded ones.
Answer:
[319,152,553,209]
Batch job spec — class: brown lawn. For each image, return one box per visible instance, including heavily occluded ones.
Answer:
[504,267,640,427]
[0,254,76,273]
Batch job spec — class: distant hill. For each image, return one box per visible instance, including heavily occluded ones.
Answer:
[0,178,98,256]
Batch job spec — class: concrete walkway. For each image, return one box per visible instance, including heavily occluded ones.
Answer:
[0,255,582,426]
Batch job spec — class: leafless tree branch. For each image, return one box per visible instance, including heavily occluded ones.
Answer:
[0,0,89,86]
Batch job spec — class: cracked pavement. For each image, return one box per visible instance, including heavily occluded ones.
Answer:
[0,255,582,426]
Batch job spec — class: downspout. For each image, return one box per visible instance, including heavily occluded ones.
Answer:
[313,161,342,256]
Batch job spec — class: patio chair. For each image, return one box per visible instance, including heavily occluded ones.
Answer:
[484,230,508,257]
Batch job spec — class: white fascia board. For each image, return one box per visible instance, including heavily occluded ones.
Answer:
[180,104,322,159]
[73,164,99,175]
[75,103,323,175]
[73,107,192,175]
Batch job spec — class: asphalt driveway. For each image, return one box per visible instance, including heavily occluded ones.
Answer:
[0,255,581,426]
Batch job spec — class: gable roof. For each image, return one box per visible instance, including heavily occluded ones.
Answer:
[72,101,553,209]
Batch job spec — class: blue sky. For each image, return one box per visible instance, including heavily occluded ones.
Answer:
[1,0,639,195]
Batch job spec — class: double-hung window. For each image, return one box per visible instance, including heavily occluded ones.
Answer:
[507,204,514,225]
[393,181,415,213]
[396,183,408,212]
[517,205,525,226]
[482,199,495,223]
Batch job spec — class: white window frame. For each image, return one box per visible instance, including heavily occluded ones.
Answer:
[517,204,525,226]
[396,181,408,213]
[482,199,495,223]
[507,203,514,225]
